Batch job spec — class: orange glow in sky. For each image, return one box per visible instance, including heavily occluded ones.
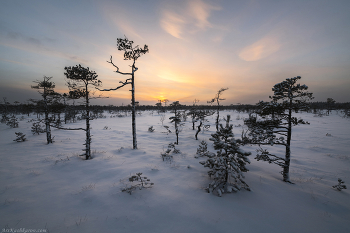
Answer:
[1,0,350,105]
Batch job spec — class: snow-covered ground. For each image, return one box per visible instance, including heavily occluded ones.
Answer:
[1,110,349,233]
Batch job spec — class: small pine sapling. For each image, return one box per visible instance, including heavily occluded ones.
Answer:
[14,132,26,142]
[1,114,9,124]
[200,115,251,197]
[168,142,180,154]
[161,148,173,162]
[333,178,347,191]
[31,122,46,135]
[161,143,181,162]
[6,115,19,128]
[195,140,215,158]
[121,173,154,195]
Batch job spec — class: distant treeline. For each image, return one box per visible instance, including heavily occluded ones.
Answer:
[0,101,349,115]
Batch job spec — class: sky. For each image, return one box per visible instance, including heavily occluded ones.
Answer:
[0,0,349,106]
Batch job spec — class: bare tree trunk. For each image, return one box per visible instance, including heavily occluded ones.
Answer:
[44,90,52,144]
[131,65,137,149]
[195,121,202,140]
[85,84,91,160]
[215,100,220,131]
[283,104,292,182]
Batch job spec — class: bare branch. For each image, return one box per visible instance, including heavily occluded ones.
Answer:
[107,56,132,75]
[96,78,132,91]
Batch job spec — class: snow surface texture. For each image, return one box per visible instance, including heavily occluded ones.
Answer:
[0,111,349,233]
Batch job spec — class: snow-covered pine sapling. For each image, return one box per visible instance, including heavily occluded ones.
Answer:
[195,140,215,158]
[161,143,181,162]
[161,147,173,162]
[242,76,313,183]
[333,178,347,191]
[31,122,45,135]
[6,115,19,128]
[200,115,251,197]
[121,173,154,195]
[168,142,181,154]
[148,126,155,132]
[14,132,26,142]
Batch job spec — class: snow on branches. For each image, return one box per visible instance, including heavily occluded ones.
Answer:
[200,115,251,197]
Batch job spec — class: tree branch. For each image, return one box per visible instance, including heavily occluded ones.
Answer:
[107,56,132,75]
[96,78,132,91]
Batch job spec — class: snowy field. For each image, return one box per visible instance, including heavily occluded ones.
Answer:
[0,110,349,233]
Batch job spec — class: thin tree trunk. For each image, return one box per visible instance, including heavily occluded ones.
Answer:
[216,101,220,131]
[85,84,91,160]
[44,89,52,144]
[283,104,292,182]
[195,121,202,140]
[131,64,137,149]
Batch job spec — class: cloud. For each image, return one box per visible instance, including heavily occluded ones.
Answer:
[160,11,186,39]
[188,0,221,30]
[160,0,221,38]
[99,2,142,40]
[239,36,281,61]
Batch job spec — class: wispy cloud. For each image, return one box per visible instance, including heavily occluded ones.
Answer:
[160,0,221,38]
[239,36,281,61]
[160,11,186,39]
[188,0,221,30]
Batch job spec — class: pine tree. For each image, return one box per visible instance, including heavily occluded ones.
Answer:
[97,36,149,149]
[195,140,215,158]
[31,76,59,144]
[169,101,183,145]
[243,76,313,182]
[208,88,228,131]
[200,115,251,197]
[64,64,102,160]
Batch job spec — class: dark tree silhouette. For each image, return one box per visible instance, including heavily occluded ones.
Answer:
[64,64,102,160]
[98,36,149,149]
[208,88,228,131]
[169,101,183,145]
[243,76,313,182]
[31,76,59,144]
[326,98,336,115]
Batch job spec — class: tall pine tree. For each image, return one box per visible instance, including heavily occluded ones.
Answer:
[243,76,313,182]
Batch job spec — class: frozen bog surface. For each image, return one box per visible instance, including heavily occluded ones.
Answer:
[0,111,349,233]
